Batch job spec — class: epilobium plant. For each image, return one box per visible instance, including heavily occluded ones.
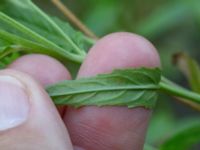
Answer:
[0,0,200,149]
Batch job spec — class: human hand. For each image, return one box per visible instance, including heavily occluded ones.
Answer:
[0,32,160,150]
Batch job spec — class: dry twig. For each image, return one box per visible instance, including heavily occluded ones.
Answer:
[51,0,98,40]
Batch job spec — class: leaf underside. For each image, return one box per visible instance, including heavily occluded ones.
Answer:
[47,68,161,108]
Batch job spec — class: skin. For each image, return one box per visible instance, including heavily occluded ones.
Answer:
[0,32,160,150]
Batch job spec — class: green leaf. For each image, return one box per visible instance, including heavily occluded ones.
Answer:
[0,0,91,63]
[46,68,161,108]
[52,17,94,51]
[0,29,83,62]
[173,52,200,93]
[160,120,200,150]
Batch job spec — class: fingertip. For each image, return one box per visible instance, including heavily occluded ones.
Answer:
[78,32,160,77]
[0,69,73,149]
[8,54,71,86]
[64,32,160,149]
[8,54,71,117]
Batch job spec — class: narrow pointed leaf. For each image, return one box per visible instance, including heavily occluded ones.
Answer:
[47,68,161,108]
[0,0,92,63]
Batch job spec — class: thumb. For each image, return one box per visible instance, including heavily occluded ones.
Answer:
[0,69,73,150]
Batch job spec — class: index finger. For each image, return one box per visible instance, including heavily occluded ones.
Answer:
[64,32,160,150]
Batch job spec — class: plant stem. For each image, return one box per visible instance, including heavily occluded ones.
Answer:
[161,77,200,110]
[159,79,200,104]
[51,0,98,40]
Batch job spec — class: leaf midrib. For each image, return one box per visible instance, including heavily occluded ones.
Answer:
[48,84,158,96]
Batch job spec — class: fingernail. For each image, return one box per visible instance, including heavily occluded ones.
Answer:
[0,75,30,131]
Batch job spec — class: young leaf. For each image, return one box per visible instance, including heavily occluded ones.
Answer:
[173,52,200,93]
[160,121,200,150]
[0,0,91,63]
[46,68,161,108]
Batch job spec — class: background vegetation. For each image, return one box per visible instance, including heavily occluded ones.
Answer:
[34,0,200,149]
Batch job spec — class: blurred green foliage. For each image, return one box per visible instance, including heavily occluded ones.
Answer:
[34,0,200,149]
